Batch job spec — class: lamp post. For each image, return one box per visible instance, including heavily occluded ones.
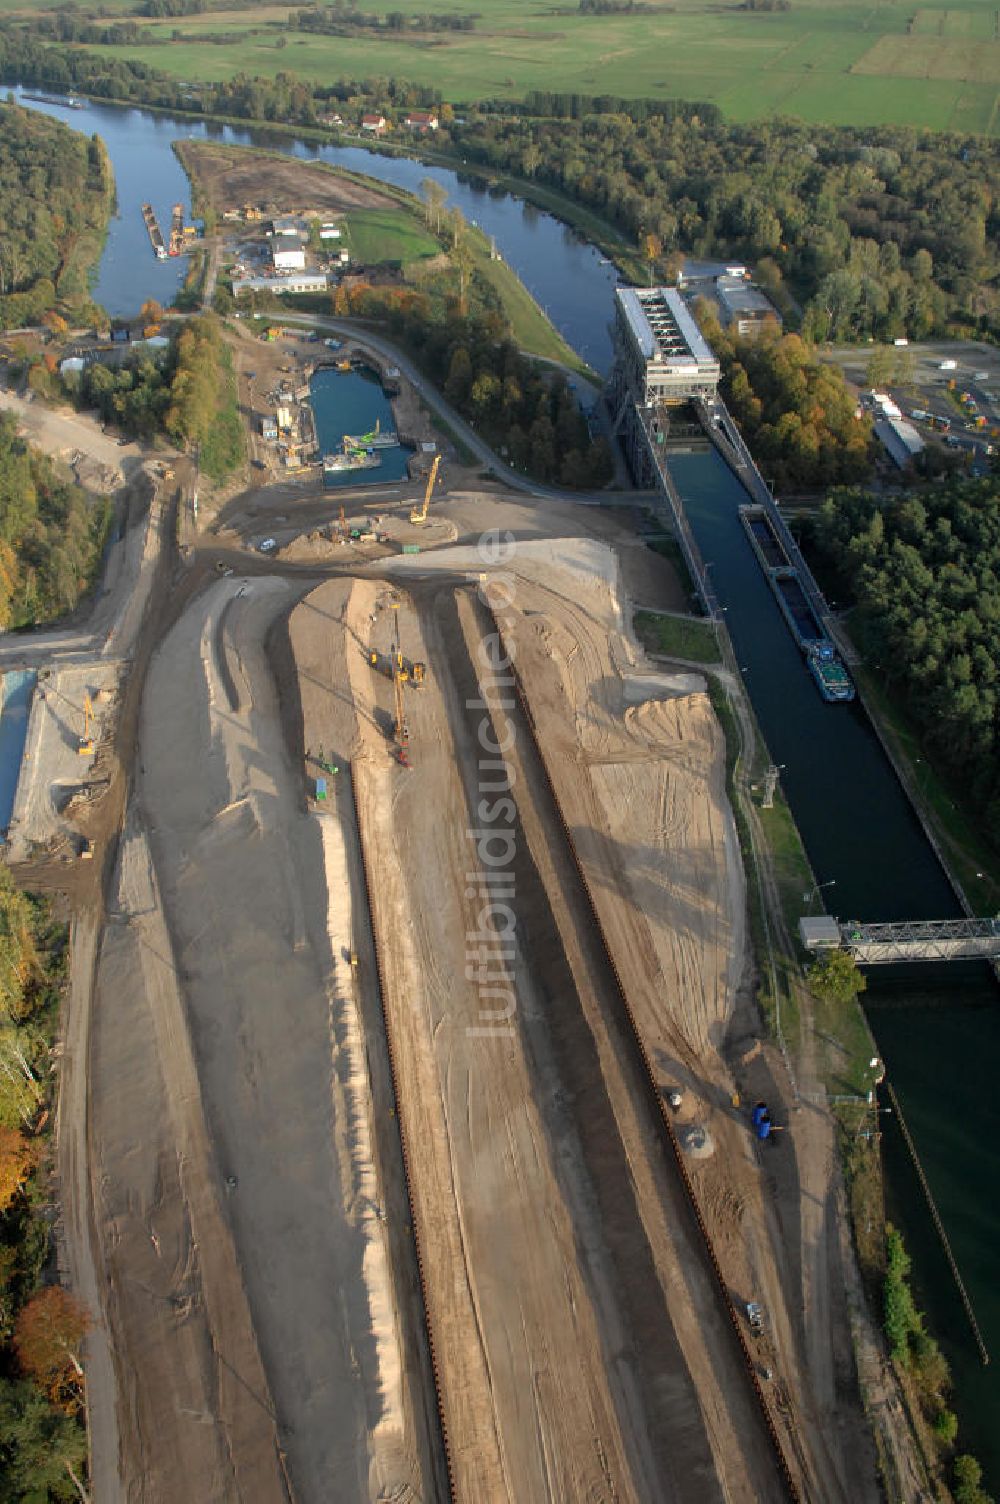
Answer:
[804,878,837,913]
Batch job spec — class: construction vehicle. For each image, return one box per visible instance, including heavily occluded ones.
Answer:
[393,664,410,766]
[388,599,426,684]
[409,454,441,524]
[78,694,94,756]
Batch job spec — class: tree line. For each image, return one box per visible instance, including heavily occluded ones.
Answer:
[696,308,873,491]
[810,477,1000,848]
[883,1224,993,1504]
[0,414,110,630]
[0,870,90,1500]
[40,315,243,482]
[0,102,112,331]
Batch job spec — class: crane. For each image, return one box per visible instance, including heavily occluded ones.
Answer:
[389,600,426,685]
[393,663,410,767]
[409,453,441,525]
[78,694,94,757]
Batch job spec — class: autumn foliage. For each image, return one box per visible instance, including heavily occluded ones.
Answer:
[0,1127,38,1212]
[14,1288,89,1410]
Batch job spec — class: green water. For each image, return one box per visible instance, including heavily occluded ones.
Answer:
[669,448,1000,1482]
[310,365,413,488]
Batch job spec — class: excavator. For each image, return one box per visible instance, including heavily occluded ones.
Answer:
[78,694,94,757]
[409,453,441,525]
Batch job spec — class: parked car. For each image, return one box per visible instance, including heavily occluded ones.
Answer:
[257,537,277,552]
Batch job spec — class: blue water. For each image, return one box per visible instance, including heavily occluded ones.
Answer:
[310,365,412,488]
[10,88,619,372]
[670,448,1000,1479]
[0,671,36,832]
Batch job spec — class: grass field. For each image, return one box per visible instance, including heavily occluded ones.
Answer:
[633,609,721,664]
[341,205,438,266]
[56,0,1000,132]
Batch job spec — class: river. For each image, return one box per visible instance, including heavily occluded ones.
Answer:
[9,87,619,372]
[12,85,999,1484]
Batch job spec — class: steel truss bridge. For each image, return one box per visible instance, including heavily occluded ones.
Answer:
[837,917,1000,964]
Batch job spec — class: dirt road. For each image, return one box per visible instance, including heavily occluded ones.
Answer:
[0,387,139,478]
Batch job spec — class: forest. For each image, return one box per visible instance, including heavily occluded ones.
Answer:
[53,315,242,482]
[810,479,1000,847]
[0,415,110,630]
[0,102,112,332]
[335,275,612,487]
[0,872,89,1501]
[447,111,998,344]
[696,307,873,491]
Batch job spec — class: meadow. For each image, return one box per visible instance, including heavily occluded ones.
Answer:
[11,0,984,132]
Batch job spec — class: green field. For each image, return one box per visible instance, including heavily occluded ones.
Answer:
[341,205,438,266]
[60,0,1000,132]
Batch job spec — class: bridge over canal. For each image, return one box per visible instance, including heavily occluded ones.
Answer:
[801,915,1000,965]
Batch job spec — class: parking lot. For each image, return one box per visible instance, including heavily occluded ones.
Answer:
[824,339,1000,470]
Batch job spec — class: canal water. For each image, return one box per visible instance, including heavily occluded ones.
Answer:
[670,449,1000,1477]
[0,670,36,832]
[8,87,619,372]
[310,365,412,488]
[11,85,999,1479]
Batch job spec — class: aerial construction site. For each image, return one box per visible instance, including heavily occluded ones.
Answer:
[1,322,885,1503]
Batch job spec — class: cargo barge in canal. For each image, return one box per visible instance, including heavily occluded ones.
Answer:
[141,202,167,260]
[739,504,855,703]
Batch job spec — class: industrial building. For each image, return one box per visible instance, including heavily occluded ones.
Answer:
[272,234,306,272]
[231,272,329,297]
[714,275,781,337]
[607,286,720,485]
[874,417,925,469]
[613,288,720,406]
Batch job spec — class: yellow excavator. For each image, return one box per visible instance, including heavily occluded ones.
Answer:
[409,453,441,525]
[78,694,94,757]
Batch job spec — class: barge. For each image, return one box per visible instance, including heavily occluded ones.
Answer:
[23,93,85,109]
[141,202,167,260]
[323,449,380,475]
[739,505,855,703]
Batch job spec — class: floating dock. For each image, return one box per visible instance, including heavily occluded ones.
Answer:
[141,202,167,260]
[739,505,855,703]
[169,202,184,257]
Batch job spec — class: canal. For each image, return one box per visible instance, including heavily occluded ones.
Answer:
[671,449,1000,1477]
[10,85,999,1481]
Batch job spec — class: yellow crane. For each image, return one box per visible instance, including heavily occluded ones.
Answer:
[409,453,441,525]
[78,694,94,757]
[393,663,410,766]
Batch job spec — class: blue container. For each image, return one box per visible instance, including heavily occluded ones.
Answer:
[315,777,327,801]
[751,1102,768,1128]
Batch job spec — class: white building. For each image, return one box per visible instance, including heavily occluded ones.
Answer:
[232,272,328,297]
[272,234,306,272]
[614,286,720,405]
